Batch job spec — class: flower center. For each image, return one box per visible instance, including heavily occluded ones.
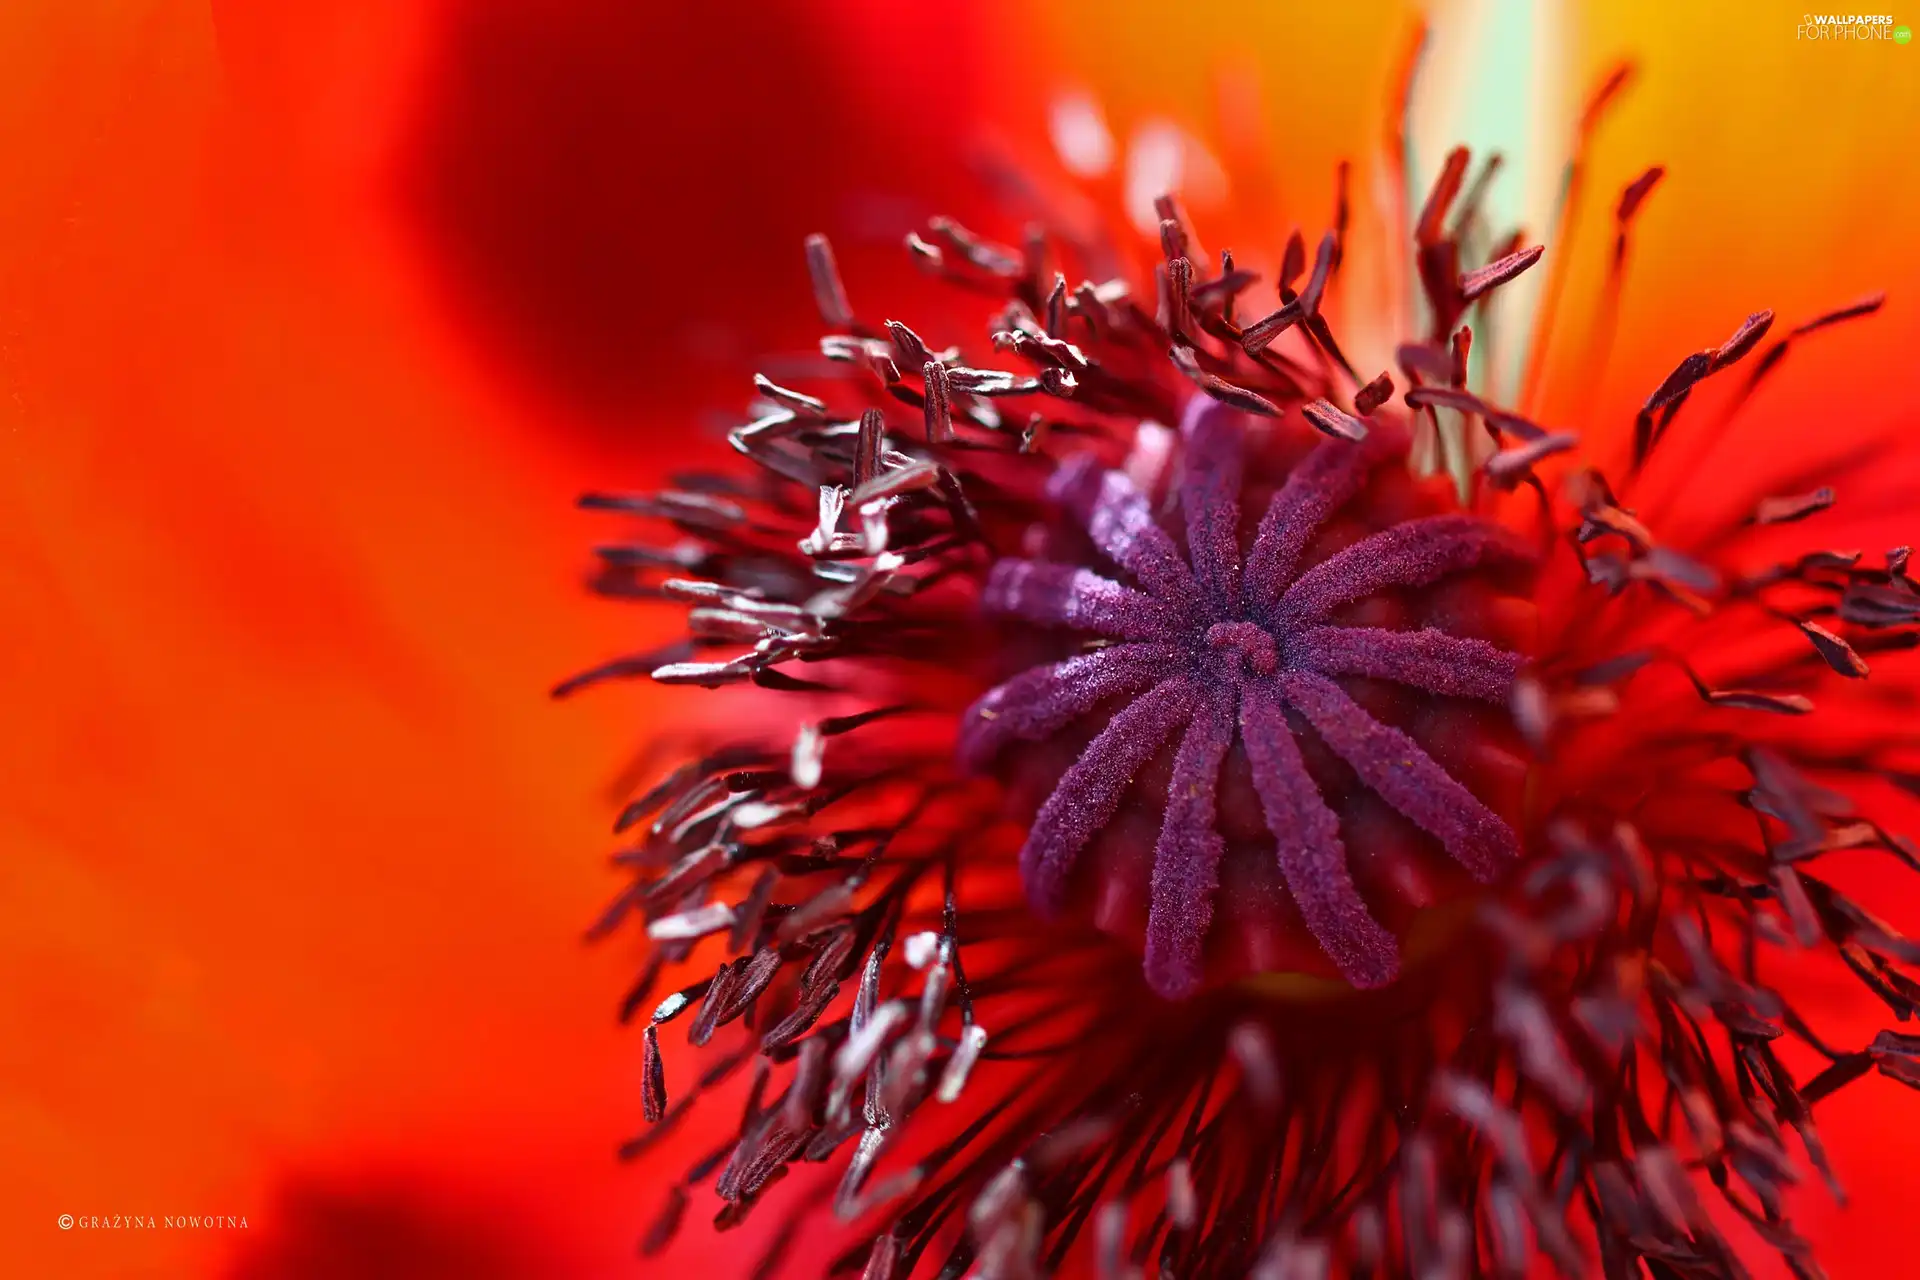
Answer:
[961,399,1537,999]
[1204,620,1278,677]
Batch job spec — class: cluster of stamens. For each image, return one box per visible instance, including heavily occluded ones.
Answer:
[562,41,1920,1278]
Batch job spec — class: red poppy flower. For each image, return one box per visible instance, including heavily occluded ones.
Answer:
[572,5,1920,1278]
[2,1,902,1276]
[8,3,1920,1280]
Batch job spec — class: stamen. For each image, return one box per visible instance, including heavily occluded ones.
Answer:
[1633,311,1776,467]
[1352,371,1395,417]
[1457,243,1543,304]
[1517,60,1636,413]
[1751,486,1835,525]
[804,232,855,330]
[923,359,955,444]
[1301,399,1368,442]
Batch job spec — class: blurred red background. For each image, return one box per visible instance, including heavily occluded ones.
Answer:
[3,2,1916,1277]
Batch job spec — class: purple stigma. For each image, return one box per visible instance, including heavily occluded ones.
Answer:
[1206,621,1278,676]
[964,398,1534,998]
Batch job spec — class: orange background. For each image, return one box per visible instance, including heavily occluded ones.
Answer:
[3,2,1917,1277]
